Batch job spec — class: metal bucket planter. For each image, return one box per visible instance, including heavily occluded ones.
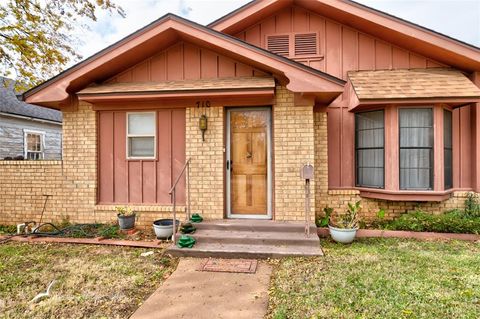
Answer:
[328,225,357,244]
[153,219,180,239]
[117,214,136,230]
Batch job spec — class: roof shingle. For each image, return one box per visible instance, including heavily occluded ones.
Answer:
[78,76,275,95]
[348,68,480,101]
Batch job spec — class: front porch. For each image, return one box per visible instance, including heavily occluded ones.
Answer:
[166,219,322,258]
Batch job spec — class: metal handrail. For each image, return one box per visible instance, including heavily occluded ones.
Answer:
[169,158,191,243]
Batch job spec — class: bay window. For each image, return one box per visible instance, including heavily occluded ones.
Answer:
[399,108,433,190]
[127,112,156,159]
[355,110,384,188]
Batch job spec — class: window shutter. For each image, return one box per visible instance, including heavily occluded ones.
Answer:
[294,33,317,56]
[267,35,290,56]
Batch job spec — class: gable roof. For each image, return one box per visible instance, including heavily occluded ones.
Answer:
[0,78,62,123]
[210,0,480,72]
[23,14,345,108]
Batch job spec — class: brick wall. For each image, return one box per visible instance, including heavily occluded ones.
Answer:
[273,86,315,221]
[186,106,224,219]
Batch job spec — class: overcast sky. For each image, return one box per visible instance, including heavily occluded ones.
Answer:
[77,0,480,62]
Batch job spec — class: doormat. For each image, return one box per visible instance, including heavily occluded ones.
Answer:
[198,258,258,274]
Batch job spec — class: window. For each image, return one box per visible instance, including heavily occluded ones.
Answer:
[266,33,318,57]
[444,110,453,189]
[399,108,433,190]
[355,110,385,188]
[127,112,156,159]
[24,131,44,160]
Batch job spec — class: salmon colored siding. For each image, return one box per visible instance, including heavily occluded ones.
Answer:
[233,5,445,78]
[232,5,458,190]
[107,42,268,84]
[98,109,186,205]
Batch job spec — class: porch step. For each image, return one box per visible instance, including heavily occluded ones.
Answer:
[167,242,323,259]
[193,219,318,233]
[166,219,323,259]
[192,229,320,247]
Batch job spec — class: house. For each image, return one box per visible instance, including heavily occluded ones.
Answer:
[0,77,62,160]
[2,0,480,229]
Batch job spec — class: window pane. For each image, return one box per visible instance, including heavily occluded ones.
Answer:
[128,113,155,135]
[355,110,384,188]
[27,134,41,151]
[128,137,155,157]
[399,108,433,190]
[444,110,453,189]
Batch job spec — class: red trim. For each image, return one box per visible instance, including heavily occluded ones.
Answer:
[317,228,480,241]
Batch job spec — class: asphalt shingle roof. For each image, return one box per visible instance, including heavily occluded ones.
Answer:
[0,78,62,123]
[348,68,480,101]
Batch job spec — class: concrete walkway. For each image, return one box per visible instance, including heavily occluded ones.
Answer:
[130,258,272,319]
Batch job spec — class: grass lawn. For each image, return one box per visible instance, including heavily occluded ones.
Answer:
[0,242,177,318]
[267,238,480,319]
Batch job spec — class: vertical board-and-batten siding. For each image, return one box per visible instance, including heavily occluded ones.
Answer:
[106,42,268,83]
[233,5,473,189]
[0,114,62,159]
[98,109,186,205]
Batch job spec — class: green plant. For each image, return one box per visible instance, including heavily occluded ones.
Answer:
[378,210,480,234]
[316,206,334,227]
[377,209,386,220]
[0,225,17,234]
[464,192,480,218]
[330,201,361,229]
[115,206,135,217]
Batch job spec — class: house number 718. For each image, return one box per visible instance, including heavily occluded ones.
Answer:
[196,101,211,108]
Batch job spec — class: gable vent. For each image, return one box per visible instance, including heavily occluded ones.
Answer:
[294,33,317,56]
[267,35,290,56]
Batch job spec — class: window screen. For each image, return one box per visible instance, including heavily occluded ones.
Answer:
[127,112,156,158]
[399,108,433,190]
[444,110,453,189]
[355,110,385,188]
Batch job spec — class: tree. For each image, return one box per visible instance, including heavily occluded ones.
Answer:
[0,0,125,90]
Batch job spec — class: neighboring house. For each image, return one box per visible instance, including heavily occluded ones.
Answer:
[3,0,480,227]
[0,78,62,160]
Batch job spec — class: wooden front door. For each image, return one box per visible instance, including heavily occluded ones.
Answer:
[226,108,271,218]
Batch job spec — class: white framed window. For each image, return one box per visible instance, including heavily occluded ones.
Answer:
[126,112,156,159]
[24,130,45,160]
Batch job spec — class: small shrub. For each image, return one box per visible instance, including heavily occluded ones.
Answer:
[0,225,17,234]
[379,210,480,234]
[464,192,480,218]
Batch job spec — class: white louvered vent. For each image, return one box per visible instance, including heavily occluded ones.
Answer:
[294,33,317,56]
[267,35,290,56]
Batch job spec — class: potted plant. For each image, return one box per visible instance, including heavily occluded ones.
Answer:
[115,206,136,230]
[328,201,361,244]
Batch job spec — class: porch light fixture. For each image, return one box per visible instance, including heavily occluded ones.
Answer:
[199,114,208,141]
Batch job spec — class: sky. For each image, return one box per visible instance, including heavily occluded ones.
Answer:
[77,0,480,63]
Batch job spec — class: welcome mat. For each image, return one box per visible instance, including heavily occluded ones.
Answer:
[198,258,258,273]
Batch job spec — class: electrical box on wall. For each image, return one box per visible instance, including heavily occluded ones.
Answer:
[300,164,314,180]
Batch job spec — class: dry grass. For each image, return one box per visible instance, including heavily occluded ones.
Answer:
[267,238,480,319]
[0,242,177,318]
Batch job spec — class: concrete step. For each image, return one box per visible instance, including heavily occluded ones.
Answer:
[193,219,317,233]
[190,229,320,247]
[167,242,323,259]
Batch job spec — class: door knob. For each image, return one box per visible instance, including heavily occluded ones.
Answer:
[246,152,252,158]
